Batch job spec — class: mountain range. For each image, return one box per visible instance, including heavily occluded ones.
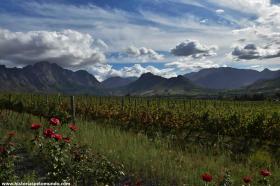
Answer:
[246,77,280,93]
[0,62,103,94]
[0,62,279,96]
[111,73,201,96]
[184,67,280,89]
[102,76,137,89]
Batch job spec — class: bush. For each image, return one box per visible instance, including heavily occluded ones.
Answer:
[0,132,18,183]
[30,117,125,185]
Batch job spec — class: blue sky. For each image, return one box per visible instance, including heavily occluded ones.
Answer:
[0,0,279,80]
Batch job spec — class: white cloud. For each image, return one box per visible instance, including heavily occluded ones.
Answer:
[165,57,220,73]
[125,46,164,61]
[171,40,218,58]
[0,1,234,52]
[226,0,280,67]
[209,0,270,14]
[216,9,225,14]
[0,0,279,72]
[232,43,280,60]
[0,28,106,68]
[88,63,176,81]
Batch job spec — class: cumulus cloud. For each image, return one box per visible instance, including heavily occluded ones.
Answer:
[215,9,225,14]
[125,46,164,61]
[209,0,271,15]
[88,63,176,81]
[230,1,280,62]
[170,40,218,58]
[232,43,280,60]
[0,0,278,72]
[165,57,220,72]
[0,28,107,68]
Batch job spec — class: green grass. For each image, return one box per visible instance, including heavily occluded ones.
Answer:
[76,120,280,186]
[1,111,280,185]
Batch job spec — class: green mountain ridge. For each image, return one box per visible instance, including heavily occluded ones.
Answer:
[0,62,103,94]
[246,77,280,92]
[0,62,279,96]
[185,67,280,89]
[113,73,203,96]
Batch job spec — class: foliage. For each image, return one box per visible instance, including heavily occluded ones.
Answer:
[0,94,279,185]
[1,94,279,154]
[0,132,18,183]
[219,170,234,186]
[30,117,124,185]
[249,150,272,168]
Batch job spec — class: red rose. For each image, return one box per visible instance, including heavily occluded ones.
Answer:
[63,137,71,143]
[50,117,60,126]
[68,124,78,131]
[201,173,212,182]
[0,146,6,154]
[7,131,16,137]
[260,169,271,177]
[52,134,62,141]
[31,124,42,130]
[243,176,252,184]
[43,128,55,138]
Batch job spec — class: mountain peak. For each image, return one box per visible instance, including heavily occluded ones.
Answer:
[0,62,101,94]
[262,68,271,73]
[101,76,137,89]
[141,72,155,77]
[35,61,52,65]
[33,61,52,67]
[32,61,62,69]
[177,75,186,79]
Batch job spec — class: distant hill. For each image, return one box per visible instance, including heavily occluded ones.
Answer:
[116,72,201,96]
[101,76,137,89]
[246,77,280,92]
[0,62,279,96]
[0,62,103,94]
[184,67,280,89]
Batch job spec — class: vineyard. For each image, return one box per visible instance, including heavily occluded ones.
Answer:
[1,94,280,151]
[0,93,280,185]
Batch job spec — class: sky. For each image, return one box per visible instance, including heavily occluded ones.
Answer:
[0,0,280,81]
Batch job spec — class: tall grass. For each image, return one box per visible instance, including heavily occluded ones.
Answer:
[77,120,280,185]
[1,111,280,185]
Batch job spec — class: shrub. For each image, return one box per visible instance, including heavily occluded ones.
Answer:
[30,117,125,185]
[0,132,18,182]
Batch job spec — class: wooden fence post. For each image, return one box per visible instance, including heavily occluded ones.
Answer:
[70,96,76,123]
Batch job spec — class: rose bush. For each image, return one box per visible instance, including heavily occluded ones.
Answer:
[258,169,271,186]
[30,117,125,185]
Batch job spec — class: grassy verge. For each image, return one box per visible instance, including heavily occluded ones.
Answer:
[77,120,280,185]
[1,111,280,185]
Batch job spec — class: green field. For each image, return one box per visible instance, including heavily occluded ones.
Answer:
[0,94,279,185]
